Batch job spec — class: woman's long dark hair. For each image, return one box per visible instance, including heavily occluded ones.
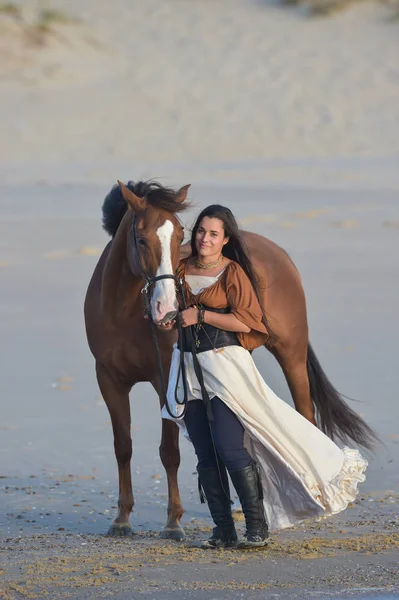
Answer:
[190,205,277,346]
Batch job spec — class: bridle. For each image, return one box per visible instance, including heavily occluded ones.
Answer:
[132,215,179,314]
[132,215,189,419]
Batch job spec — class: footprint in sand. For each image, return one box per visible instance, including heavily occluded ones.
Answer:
[52,375,74,391]
[330,220,359,229]
[291,208,333,220]
[240,214,276,227]
[58,475,96,483]
[44,247,102,260]
[77,246,102,256]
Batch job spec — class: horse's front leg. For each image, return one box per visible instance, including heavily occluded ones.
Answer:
[159,418,185,540]
[153,378,185,540]
[96,363,134,536]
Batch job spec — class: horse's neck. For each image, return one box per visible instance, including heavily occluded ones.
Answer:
[101,224,142,318]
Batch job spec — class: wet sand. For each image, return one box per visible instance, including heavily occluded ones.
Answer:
[0,184,398,598]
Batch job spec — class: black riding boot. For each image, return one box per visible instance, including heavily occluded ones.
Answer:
[197,465,238,549]
[229,461,269,549]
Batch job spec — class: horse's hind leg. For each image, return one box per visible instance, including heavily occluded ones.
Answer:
[96,363,134,537]
[154,383,185,540]
[272,343,317,426]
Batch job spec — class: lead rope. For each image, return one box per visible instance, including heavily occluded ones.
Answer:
[173,281,213,423]
[144,271,231,505]
[172,279,231,505]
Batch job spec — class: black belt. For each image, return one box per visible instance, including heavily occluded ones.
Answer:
[177,306,241,354]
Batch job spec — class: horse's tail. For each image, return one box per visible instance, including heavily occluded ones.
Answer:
[307,343,378,451]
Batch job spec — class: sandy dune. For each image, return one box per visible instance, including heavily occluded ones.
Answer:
[0,0,398,186]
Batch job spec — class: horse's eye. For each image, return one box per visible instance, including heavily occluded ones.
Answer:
[138,239,146,246]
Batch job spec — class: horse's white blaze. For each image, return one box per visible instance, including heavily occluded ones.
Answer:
[152,219,177,322]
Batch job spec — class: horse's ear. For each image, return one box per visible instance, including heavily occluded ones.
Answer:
[176,184,191,203]
[117,181,147,212]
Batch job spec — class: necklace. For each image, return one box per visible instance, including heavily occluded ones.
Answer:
[195,254,223,270]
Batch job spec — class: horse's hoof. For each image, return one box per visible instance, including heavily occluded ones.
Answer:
[159,526,185,541]
[107,523,133,537]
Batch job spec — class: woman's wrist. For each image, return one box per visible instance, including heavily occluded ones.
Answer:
[197,308,206,325]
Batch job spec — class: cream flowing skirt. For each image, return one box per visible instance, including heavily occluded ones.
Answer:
[161,343,367,532]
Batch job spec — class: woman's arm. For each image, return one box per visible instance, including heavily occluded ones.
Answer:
[180,307,250,333]
[203,310,250,333]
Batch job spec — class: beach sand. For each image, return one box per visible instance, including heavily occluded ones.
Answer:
[0,184,398,598]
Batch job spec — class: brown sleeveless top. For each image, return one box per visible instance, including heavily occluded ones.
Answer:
[177,258,268,352]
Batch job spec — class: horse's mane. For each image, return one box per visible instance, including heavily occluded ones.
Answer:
[102,180,188,237]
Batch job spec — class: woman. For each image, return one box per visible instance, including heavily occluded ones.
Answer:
[161,205,368,549]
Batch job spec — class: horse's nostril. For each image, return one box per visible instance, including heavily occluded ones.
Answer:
[156,301,162,315]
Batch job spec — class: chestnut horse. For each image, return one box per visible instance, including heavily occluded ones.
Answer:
[84,180,375,540]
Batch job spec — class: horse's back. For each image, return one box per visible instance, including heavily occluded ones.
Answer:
[241,231,308,351]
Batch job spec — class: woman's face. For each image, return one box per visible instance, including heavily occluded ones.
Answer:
[195,216,229,258]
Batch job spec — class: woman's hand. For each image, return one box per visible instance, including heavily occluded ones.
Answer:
[180,307,199,328]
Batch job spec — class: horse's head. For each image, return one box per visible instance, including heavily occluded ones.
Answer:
[118,180,190,327]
